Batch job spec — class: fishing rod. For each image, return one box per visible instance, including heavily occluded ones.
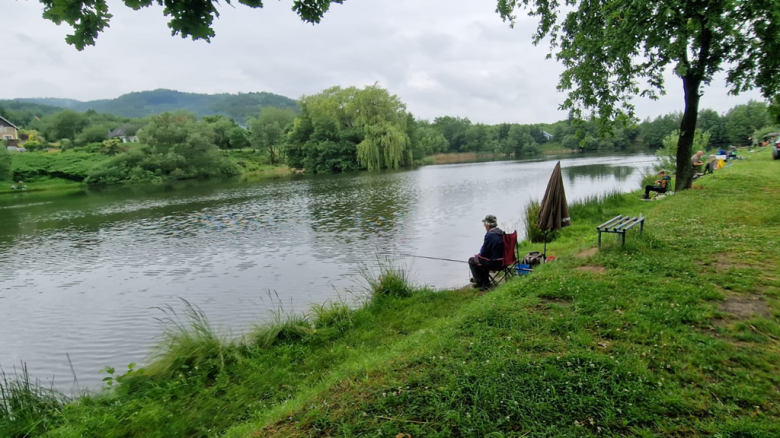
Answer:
[397,253,468,264]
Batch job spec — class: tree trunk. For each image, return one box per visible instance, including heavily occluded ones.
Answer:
[675,74,702,191]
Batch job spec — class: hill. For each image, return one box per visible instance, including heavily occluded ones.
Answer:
[12,89,300,123]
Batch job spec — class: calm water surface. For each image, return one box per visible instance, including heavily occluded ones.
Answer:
[0,153,654,389]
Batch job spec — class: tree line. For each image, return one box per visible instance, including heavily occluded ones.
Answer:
[1,85,775,186]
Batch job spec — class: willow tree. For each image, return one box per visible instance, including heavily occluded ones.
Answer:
[351,85,410,171]
[497,0,780,190]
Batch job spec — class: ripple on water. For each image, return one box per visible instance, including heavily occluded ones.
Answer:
[0,155,657,389]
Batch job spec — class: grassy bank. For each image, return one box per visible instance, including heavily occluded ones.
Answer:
[3,153,779,437]
[0,149,292,197]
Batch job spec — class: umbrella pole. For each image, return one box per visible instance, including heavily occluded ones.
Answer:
[543,231,548,260]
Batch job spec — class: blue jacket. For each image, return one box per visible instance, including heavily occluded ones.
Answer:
[479,227,504,263]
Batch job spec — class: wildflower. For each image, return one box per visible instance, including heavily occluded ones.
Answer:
[567,362,572,366]
[574,420,581,426]
[589,418,595,425]
[486,360,490,364]
[666,364,671,369]
[506,416,510,420]
[383,392,387,397]
[466,413,471,418]
[502,373,505,377]
[610,356,614,360]
[589,363,595,368]
[440,356,444,360]
[567,335,571,340]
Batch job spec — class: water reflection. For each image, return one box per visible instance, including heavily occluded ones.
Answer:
[563,164,635,185]
[0,153,655,390]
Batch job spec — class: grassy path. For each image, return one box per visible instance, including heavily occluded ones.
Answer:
[3,152,778,437]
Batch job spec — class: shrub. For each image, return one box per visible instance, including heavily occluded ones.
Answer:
[524,200,558,243]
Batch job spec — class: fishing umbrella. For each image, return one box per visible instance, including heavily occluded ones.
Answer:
[538,161,571,259]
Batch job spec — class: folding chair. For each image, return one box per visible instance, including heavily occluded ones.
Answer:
[489,231,519,286]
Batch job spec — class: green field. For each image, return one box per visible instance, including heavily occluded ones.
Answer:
[2,151,778,437]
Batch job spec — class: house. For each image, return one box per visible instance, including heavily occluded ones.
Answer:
[1,115,19,146]
[542,130,553,141]
[108,128,139,143]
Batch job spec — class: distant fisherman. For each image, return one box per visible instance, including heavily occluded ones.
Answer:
[468,215,504,290]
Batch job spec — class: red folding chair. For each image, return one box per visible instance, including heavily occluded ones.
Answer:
[489,231,519,286]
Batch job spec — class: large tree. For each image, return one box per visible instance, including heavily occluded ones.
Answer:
[41,0,344,50]
[496,0,780,190]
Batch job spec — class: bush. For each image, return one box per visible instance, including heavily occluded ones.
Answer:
[524,200,558,243]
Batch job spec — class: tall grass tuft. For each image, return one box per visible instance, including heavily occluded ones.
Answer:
[251,307,314,349]
[147,299,239,378]
[360,260,415,299]
[524,199,558,243]
[1,363,68,437]
[568,191,627,222]
[311,301,355,333]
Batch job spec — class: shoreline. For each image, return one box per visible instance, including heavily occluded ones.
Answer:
[2,150,778,437]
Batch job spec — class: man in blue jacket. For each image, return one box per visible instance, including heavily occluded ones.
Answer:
[468,214,504,289]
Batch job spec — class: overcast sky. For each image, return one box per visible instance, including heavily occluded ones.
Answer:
[2,0,766,124]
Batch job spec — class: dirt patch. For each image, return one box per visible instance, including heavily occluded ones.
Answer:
[575,247,598,259]
[719,295,771,320]
[539,297,572,306]
[714,253,753,271]
[576,265,605,274]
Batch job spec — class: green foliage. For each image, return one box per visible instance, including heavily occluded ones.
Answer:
[146,299,240,378]
[639,113,682,148]
[0,363,69,437]
[657,129,711,172]
[497,0,780,190]
[287,85,412,173]
[0,146,12,181]
[19,90,299,124]
[40,0,344,50]
[0,101,63,127]
[10,152,108,182]
[251,310,314,349]
[724,100,770,145]
[99,138,124,156]
[87,112,241,185]
[249,108,297,165]
[524,200,558,243]
[40,110,89,141]
[74,124,108,146]
[361,261,415,299]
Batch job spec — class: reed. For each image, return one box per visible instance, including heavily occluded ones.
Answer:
[0,363,68,437]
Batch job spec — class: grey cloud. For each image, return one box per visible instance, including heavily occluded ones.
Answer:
[0,0,767,124]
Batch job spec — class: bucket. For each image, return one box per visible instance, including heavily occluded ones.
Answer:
[516,263,532,275]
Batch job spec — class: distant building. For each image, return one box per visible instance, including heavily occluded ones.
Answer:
[1,115,19,146]
[108,128,139,143]
[542,130,553,140]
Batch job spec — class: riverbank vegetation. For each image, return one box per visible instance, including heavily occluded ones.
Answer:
[2,151,777,437]
[1,88,776,192]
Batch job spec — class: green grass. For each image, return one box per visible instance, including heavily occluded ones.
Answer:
[3,151,779,437]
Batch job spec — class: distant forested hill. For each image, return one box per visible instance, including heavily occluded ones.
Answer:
[12,89,299,123]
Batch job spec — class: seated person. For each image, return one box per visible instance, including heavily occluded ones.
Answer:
[643,170,672,199]
[468,215,504,289]
[703,155,717,175]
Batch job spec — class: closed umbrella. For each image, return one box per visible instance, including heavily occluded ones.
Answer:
[538,161,571,258]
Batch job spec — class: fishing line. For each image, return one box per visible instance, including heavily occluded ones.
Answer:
[397,254,468,264]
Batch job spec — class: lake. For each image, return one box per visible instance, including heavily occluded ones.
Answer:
[0,153,655,390]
